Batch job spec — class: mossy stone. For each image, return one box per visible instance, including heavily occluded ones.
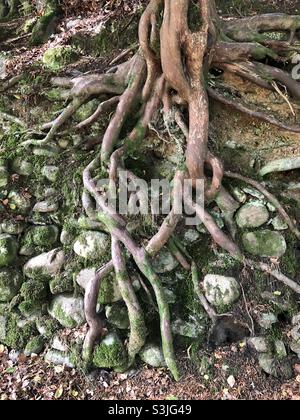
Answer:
[24,336,45,356]
[7,191,31,214]
[105,303,130,330]
[0,234,18,267]
[242,230,287,258]
[48,294,85,328]
[73,231,110,260]
[0,268,23,302]
[93,333,127,369]
[236,202,269,229]
[31,225,59,247]
[42,46,77,71]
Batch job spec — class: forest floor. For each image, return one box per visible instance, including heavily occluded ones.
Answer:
[0,0,300,400]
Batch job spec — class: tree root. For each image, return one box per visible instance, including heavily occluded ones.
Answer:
[21,1,300,380]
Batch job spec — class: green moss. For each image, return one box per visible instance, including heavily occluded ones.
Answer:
[3,313,37,349]
[24,335,45,355]
[35,316,60,339]
[42,46,77,71]
[30,0,60,46]
[93,334,128,369]
[20,280,48,302]
[19,300,47,318]
[49,274,74,295]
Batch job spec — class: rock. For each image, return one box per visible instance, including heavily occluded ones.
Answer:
[33,200,59,213]
[291,324,300,341]
[93,333,127,369]
[11,158,33,176]
[260,157,300,177]
[292,314,300,326]
[258,313,278,329]
[0,220,26,235]
[275,340,287,359]
[242,230,287,258]
[45,350,74,368]
[51,336,68,352]
[248,337,268,353]
[76,268,123,304]
[41,165,59,182]
[290,340,300,357]
[232,187,247,203]
[48,294,85,328]
[139,343,166,368]
[0,161,8,188]
[183,229,201,244]
[271,216,288,231]
[258,354,277,376]
[163,288,176,305]
[42,46,77,71]
[267,202,276,212]
[0,234,18,267]
[73,231,110,260]
[172,319,205,338]
[24,249,65,279]
[242,187,265,200]
[152,248,178,274]
[60,229,73,245]
[0,315,7,341]
[8,191,31,214]
[49,273,73,295]
[236,202,269,229]
[0,268,23,302]
[258,354,292,379]
[203,275,240,308]
[105,303,130,329]
[30,225,59,247]
[36,317,60,339]
[24,336,45,356]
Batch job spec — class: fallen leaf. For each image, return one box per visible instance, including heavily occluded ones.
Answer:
[54,385,64,399]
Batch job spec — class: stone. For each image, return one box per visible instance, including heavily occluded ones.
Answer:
[0,161,8,188]
[60,229,73,245]
[0,268,23,302]
[172,319,205,338]
[0,315,7,341]
[139,343,166,368]
[0,234,18,267]
[152,248,178,274]
[183,229,201,244]
[24,336,45,356]
[73,231,110,260]
[24,249,65,279]
[48,294,85,328]
[41,165,59,182]
[51,336,68,352]
[248,337,269,353]
[0,220,26,235]
[93,333,127,369]
[11,158,33,176]
[258,354,277,376]
[76,269,123,305]
[163,288,176,305]
[291,324,300,342]
[42,46,77,71]
[45,350,74,368]
[105,303,130,330]
[290,340,300,357]
[33,145,60,157]
[271,216,288,231]
[8,191,31,214]
[236,202,269,229]
[33,200,59,213]
[274,340,287,359]
[292,314,300,326]
[258,313,277,329]
[30,225,59,247]
[203,274,240,308]
[242,187,265,200]
[242,230,287,258]
[232,187,247,203]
